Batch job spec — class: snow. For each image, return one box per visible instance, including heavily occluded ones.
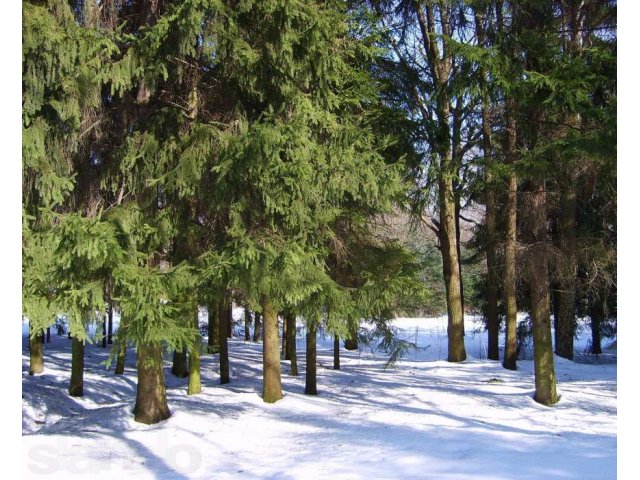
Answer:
[22,316,616,479]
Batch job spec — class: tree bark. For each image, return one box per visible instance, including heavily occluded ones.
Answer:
[305,322,318,395]
[261,296,283,403]
[475,8,500,361]
[589,297,603,355]
[218,296,230,384]
[333,334,340,370]
[46,327,51,343]
[244,308,251,341]
[107,304,114,344]
[281,314,287,360]
[527,182,559,406]
[207,301,219,354]
[102,316,107,348]
[171,349,188,378]
[252,312,262,342]
[285,311,298,376]
[115,339,126,375]
[69,337,84,397]
[134,342,171,424]
[29,327,44,375]
[188,314,202,395]
[503,96,519,371]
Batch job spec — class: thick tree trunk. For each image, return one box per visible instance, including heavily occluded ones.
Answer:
[134,342,171,424]
[503,97,518,371]
[171,349,188,378]
[218,297,230,384]
[333,334,340,370]
[188,314,202,395]
[589,297,603,355]
[69,337,84,397]
[253,312,262,342]
[244,308,251,341]
[305,322,318,395]
[207,301,219,354]
[261,296,283,403]
[285,311,298,376]
[29,327,44,375]
[528,182,559,406]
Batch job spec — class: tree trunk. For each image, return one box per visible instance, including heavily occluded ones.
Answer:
[528,182,559,406]
[555,164,578,361]
[261,296,283,403]
[305,322,318,395]
[134,342,171,424]
[244,308,251,341]
[171,349,188,378]
[218,296,230,384]
[29,327,44,375]
[281,314,287,360]
[253,312,262,342]
[503,97,518,371]
[333,334,340,370]
[115,339,126,375]
[227,302,233,338]
[107,304,114,344]
[188,315,202,395]
[440,174,467,363]
[102,316,107,348]
[207,301,219,354]
[285,311,298,376]
[46,327,51,343]
[69,337,84,397]
[589,297,603,355]
[475,9,500,360]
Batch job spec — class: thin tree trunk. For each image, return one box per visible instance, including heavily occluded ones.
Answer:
[589,297,603,355]
[227,301,232,338]
[207,301,219,354]
[218,296,230,384]
[188,316,202,395]
[46,327,51,343]
[503,96,518,371]
[102,316,107,348]
[305,322,318,395]
[171,349,188,378]
[115,339,126,375]
[107,304,114,344]
[528,182,559,406]
[261,296,283,403]
[475,8,500,361]
[134,342,171,424]
[333,334,340,370]
[555,161,578,361]
[69,337,84,397]
[244,308,251,341]
[285,311,298,376]
[281,314,287,360]
[29,327,44,375]
[253,312,262,342]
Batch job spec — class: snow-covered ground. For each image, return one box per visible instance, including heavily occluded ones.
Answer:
[22,315,616,479]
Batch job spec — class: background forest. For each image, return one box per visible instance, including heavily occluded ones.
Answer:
[19,2,619,477]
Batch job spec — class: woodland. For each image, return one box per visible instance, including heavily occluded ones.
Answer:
[23,0,616,429]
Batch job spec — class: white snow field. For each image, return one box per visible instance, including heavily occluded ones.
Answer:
[22,315,616,479]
